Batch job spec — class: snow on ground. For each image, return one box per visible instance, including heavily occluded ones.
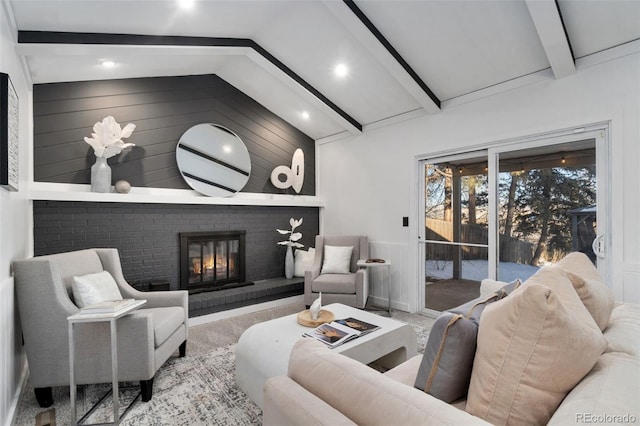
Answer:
[426,260,540,283]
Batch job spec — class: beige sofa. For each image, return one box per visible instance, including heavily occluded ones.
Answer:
[264,255,640,425]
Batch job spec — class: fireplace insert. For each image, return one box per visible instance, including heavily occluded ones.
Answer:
[179,230,250,293]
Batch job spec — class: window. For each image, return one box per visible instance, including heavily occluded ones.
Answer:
[418,126,609,314]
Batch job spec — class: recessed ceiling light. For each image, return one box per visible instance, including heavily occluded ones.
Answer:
[101,60,115,68]
[301,111,310,120]
[334,63,348,78]
[178,0,195,10]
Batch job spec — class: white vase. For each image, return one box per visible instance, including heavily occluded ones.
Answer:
[91,156,112,193]
[285,245,294,279]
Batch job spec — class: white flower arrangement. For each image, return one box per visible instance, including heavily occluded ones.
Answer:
[277,218,304,248]
[84,116,136,158]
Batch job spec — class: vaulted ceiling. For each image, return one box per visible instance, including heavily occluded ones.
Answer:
[6,0,640,140]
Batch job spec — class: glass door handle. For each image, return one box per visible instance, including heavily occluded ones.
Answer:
[592,235,605,259]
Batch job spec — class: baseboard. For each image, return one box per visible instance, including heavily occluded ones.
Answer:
[7,355,29,426]
[188,294,304,327]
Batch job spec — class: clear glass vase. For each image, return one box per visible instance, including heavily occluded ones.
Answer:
[91,156,112,193]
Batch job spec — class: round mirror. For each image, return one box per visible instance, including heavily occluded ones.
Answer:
[176,124,251,197]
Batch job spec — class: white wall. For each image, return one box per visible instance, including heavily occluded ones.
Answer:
[0,3,32,425]
[318,49,640,312]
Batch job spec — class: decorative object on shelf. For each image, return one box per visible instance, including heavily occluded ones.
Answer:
[176,123,251,198]
[114,180,131,194]
[310,292,322,320]
[91,157,111,193]
[84,116,136,193]
[270,148,304,193]
[1,73,19,191]
[277,217,304,279]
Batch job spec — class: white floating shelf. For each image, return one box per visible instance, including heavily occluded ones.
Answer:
[27,182,324,207]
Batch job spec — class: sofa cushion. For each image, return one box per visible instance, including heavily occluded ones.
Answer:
[414,281,520,403]
[312,273,356,294]
[288,338,490,426]
[565,270,615,331]
[548,353,640,425]
[139,307,184,347]
[263,376,357,426]
[603,303,640,357]
[321,245,353,274]
[415,311,476,402]
[72,271,123,308]
[555,252,615,331]
[294,248,316,278]
[555,251,603,283]
[527,266,602,330]
[384,354,423,386]
[52,249,106,297]
[466,280,606,425]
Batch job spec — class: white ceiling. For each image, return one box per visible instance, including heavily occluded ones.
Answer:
[7,0,640,140]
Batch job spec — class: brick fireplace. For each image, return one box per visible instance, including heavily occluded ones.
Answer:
[179,230,249,293]
[33,201,320,291]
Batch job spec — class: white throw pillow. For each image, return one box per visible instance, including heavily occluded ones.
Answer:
[480,279,507,298]
[321,245,353,274]
[294,248,316,277]
[480,278,521,298]
[72,271,123,308]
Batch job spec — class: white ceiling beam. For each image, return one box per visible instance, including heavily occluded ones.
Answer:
[322,0,440,114]
[16,44,251,57]
[525,0,576,79]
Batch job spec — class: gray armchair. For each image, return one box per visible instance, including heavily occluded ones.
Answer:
[304,235,369,308]
[13,248,188,407]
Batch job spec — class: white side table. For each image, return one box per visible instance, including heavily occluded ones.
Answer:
[67,299,146,426]
[357,260,392,316]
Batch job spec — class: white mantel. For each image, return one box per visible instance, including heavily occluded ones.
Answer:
[27,182,324,207]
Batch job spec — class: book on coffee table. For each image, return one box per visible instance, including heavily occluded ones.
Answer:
[303,321,361,348]
[303,317,381,348]
[334,317,380,336]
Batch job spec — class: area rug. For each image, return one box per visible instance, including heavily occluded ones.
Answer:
[14,302,434,425]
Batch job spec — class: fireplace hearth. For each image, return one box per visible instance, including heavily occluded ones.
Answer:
[179,230,252,293]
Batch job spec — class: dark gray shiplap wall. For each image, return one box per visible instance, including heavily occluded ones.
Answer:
[33,75,315,195]
[34,201,320,290]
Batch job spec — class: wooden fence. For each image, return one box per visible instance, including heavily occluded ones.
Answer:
[425,219,535,264]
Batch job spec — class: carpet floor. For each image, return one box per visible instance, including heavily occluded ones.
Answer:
[14,302,434,425]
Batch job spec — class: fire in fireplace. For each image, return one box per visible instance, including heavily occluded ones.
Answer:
[179,230,250,293]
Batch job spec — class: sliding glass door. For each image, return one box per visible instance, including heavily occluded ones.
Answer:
[494,139,598,282]
[419,126,609,314]
[421,151,489,312]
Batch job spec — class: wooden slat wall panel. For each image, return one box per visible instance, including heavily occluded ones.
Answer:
[33,75,316,195]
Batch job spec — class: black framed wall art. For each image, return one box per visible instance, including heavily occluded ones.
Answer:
[1,72,19,191]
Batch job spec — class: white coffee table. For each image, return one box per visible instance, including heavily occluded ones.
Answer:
[235,303,417,408]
